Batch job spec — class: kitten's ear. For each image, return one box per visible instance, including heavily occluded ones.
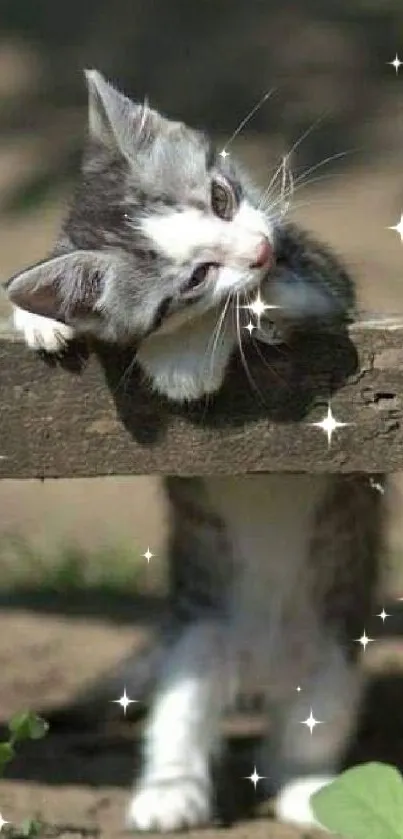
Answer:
[5,250,116,322]
[84,69,153,157]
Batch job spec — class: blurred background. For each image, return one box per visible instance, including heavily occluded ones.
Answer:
[0,0,403,691]
[2,4,403,831]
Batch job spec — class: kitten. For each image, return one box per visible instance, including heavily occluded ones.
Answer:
[5,70,384,832]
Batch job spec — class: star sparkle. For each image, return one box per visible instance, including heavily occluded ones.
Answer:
[388,213,403,241]
[111,687,138,715]
[387,54,403,74]
[310,404,350,447]
[239,289,279,330]
[377,608,390,622]
[0,814,9,833]
[244,320,255,335]
[219,148,229,159]
[143,547,154,564]
[300,709,322,734]
[244,766,266,789]
[355,630,374,652]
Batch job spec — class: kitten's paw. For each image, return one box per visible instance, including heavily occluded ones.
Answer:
[127,777,211,832]
[13,307,75,352]
[275,775,334,828]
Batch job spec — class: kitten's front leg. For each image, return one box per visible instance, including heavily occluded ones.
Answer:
[12,306,75,352]
[128,621,229,832]
[260,641,363,828]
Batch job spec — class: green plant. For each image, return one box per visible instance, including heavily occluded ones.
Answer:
[311,762,403,839]
[0,712,49,839]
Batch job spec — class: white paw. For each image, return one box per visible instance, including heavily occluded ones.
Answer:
[13,306,75,352]
[275,775,334,828]
[127,777,211,832]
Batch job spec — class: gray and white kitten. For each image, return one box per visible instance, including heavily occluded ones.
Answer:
[5,71,383,832]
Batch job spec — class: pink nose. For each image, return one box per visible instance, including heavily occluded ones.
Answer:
[250,237,272,269]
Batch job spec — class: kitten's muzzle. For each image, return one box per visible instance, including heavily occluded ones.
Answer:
[250,236,273,269]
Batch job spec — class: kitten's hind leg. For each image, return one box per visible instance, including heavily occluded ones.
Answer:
[127,620,231,832]
[260,642,364,828]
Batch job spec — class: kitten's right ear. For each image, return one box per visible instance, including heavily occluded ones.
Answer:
[84,69,153,158]
[5,249,117,323]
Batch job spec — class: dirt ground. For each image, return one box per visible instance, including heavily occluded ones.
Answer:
[0,601,316,839]
[2,592,403,839]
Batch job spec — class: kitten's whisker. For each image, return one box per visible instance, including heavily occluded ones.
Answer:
[205,294,232,377]
[258,153,289,210]
[291,148,359,189]
[114,351,138,394]
[261,170,350,216]
[234,292,267,405]
[203,298,229,370]
[279,156,294,217]
[281,111,331,164]
[199,295,232,417]
[262,149,358,215]
[275,195,350,216]
[260,156,294,218]
[258,111,332,210]
[221,87,277,154]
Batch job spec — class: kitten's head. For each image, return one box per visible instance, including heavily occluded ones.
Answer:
[6,70,274,345]
[6,70,354,402]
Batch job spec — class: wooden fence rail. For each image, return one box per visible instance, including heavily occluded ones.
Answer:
[1,318,403,477]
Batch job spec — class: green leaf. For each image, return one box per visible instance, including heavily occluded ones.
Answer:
[9,712,49,742]
[19,819,42,837]
[0,741,15,768]
[311,762,403,839]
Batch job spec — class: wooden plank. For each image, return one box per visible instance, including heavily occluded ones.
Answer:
[0,318,403,477]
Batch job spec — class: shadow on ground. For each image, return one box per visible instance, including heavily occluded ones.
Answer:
[2,598,403,826]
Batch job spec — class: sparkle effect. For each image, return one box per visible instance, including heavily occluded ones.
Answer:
[377,608,390,622]
[143,548,154,564]
[111,687,138,715]
[355,631,374,652]
[310,404,350,447]
[388,214,403,242]
[219,148,229,159]
[300,709,323,734]
[244,766,266,789]
[243,319,256,336]
[388,54,403,74]
[240,289,279,331]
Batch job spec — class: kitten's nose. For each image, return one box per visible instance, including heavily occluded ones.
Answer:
[250,237,272,269]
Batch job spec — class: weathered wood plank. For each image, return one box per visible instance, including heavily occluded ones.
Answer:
[0,318,403,476]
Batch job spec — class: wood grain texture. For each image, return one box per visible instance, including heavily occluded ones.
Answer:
[0,319,403,477]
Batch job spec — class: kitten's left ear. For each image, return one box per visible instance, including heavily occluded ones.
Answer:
[5,250,117,322]
[84,69,155,158]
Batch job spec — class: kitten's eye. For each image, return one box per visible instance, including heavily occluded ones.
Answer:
[211,178,236,221]
[184,262,218,294]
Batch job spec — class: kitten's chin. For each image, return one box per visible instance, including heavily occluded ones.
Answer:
[136,307,236,403]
